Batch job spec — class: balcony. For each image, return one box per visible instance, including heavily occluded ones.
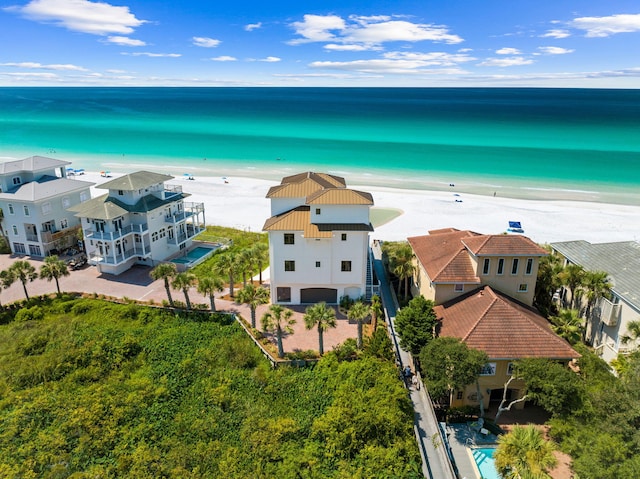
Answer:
[165,201,205,224]
[26,234,39,242]
[89,247,151,266]
[41,225,81,245]
[85,223,149,241]
[162,184,183,200]
[167,224,204,245]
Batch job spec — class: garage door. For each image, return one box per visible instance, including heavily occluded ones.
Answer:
[300,288,338,304]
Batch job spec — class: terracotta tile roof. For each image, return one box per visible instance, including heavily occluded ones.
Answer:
[429,227,461,235]
[306,188,374,205]
[408,230,481,283]
[435,286,580,360]
[462,235,548,256]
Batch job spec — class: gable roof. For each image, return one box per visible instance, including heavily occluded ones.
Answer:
[435,286,580,360]
[280,171,346,188]
[97,171,173,191]
[306,188,373,205]
[0,156,71,175]
[408,228,547,283]
[70,192,190,220]
[551,240,640,311]
[408,229,481,283]
[0,177,94,202]
[262,205,372,237]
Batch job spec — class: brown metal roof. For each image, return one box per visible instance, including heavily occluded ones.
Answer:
[280,171,346,188]
[263,206,372,237]
[306,188,374,205]
[435,286,580,360]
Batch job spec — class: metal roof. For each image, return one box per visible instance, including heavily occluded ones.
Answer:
[70,192,189,220]
[96,171,174,191]
[551,240,640,311]
[0,156,71,174]
[0,177,94,202]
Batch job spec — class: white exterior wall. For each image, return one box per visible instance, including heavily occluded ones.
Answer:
[310,204,369,223]
[588,296,640,364]
[270,197,306,216]
[269,229,369,304]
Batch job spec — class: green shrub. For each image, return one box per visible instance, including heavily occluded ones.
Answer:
[14,306,45,322]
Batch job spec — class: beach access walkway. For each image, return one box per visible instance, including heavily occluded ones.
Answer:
[372,242,457,479]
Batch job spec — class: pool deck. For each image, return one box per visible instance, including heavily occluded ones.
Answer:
[446,422,498,479]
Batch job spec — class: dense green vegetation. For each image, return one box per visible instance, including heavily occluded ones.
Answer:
[0,297,421,478]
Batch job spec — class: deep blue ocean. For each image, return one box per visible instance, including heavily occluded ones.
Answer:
[1,87,639,202]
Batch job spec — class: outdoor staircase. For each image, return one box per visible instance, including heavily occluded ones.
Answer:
[365,248,375,301]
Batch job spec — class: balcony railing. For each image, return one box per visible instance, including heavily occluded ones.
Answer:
[165,201,205,224]
[26,234,39,242]
[167,225,204,245]
[89,247,151,266]
[163,184,183,199]
[85,223,149,241]
[40,225,81,245]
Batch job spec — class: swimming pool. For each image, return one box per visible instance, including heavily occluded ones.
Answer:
[472,447,500,479]
[171,245,219,268]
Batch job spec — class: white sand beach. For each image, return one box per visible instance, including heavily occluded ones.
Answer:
[79,170,639,245]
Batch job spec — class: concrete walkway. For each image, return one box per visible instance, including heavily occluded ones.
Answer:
[372,241,457,479]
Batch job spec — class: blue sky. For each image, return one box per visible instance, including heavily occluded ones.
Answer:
[1,0,640,87]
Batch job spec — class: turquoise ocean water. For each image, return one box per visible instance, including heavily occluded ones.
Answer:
[1,87,639,203]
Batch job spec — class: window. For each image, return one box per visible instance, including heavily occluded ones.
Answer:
[518,283,528,292]
[454,284,464,292]
[13,243,26,254]
[134,234,141,243]
[12,176,21,185]
[284,260,295,272]
[7,204,14,215]
[168,227,174,240]
[341,233,347,241]
[341,260,352,272]
[315,208,321,215]
[62,197,71,209]
[511,258,519,275]
[507,363,515,376]
[456,391,464,400]
[159,228,166,238]
[284,233,295,245]
[12,225,18,235]
[497,258,504,275]
[29,245,42,256]
[480,363,497,376]
[42,202,52,214]
[277,287,291,302]
[152,231,159,242]
[60,218,68,229]
[118,190,124,196]
[315,261,321,268]
[482,258,490,275]
[23,205,30,216]
[525,258,533,275]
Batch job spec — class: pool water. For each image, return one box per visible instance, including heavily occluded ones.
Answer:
[171,245,219,267]
[472,447,500,479]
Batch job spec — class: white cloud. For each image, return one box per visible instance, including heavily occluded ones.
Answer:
[4,0,146,35]
[259,56,281,62]
[537,46,574,55]
[496,47,521,55]
[540,29,570,39]
[245,22,262,32]
[324,43,382,51]
[478,57,534,67]
[210,56,237,62]
[122,52,181,58]
[192,37,221,48]
[107,36,145,46]
[289,14,463,47]
[570,13,640,37]
[0,61,87,71]
[383,51,476,65]
[310,59,467,75]
[1,72,58,78]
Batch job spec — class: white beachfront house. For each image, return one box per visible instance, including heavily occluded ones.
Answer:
[70,171,205,275]
[263,172,374,305]
[551,240,640,364]
[0,156,94,257]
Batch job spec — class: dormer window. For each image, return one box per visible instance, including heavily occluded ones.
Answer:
[315,208,321,215]
[12,176,21,185]
[118,190,124,196]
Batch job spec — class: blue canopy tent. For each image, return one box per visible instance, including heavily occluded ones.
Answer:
[507,221,524,233]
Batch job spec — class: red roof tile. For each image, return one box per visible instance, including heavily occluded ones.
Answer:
[462,235,548,256]
[435,286,579,360]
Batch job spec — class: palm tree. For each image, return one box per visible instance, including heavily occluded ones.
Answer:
[39,255,70,294]
[533,250,564,317]
[0,269,15,307]
[262,304,296,359]
[348,301,371,349]
[197,275,225,312]
[550,309,583,345]
[558,263,585,309]
[494,424,557,479]
[303,302,337,356]
[236,283,270,328]
[172,272,197,310]
[388,243,415,300]
[215,252,239,298]
[582,270,612,320]
[8,260,38,300]
[251,242,269,285]
[239,248,255,287]
[150,262,177,307]
[370,294,383,332]
[621,319,640,347]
